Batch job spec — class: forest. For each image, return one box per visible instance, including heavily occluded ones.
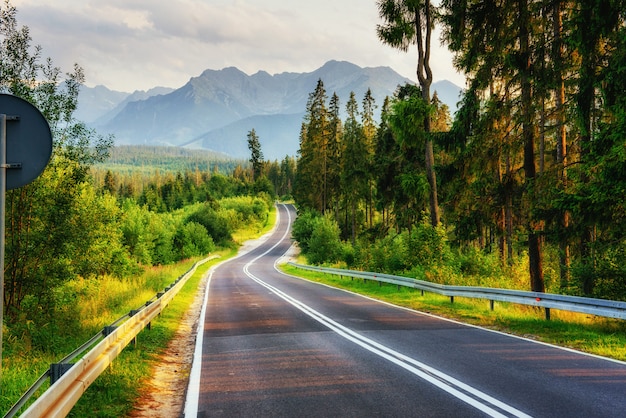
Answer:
[1,0,625,345]
[293,0,626,302]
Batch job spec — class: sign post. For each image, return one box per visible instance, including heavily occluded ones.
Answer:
[0,113,6,390]
[0,94,52,389]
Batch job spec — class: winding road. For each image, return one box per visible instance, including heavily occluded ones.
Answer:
[184,203,626,417]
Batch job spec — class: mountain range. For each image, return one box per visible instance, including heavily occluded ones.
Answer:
[76,60,463,160]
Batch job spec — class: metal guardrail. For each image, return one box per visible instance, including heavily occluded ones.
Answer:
[288,263,626,321]
[5,255,219,418]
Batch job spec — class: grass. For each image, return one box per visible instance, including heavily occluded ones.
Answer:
[0,258,212,417]
[68,254,225,417]
[279,262,626,362]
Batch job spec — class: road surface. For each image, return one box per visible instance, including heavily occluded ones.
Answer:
[185,203,626,417]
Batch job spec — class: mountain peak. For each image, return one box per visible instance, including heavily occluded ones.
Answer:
[198,66,247,78]
[320,60,360,70]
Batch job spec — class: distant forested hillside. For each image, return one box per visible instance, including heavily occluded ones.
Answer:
[97,145,248,175]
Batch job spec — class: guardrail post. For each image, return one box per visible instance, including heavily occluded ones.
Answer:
[490,300,494,311]
[128,311,143,345]
[50,363,72,384]
[450,296,454,304]
[545,308,551,321]
[103,325,117,336]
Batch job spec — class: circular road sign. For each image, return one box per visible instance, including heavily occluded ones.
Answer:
[0,94,52,190]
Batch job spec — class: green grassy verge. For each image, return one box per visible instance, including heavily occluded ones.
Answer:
[68,253,229,417]
[279,263,626,362]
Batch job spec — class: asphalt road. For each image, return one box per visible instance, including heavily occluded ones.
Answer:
[185,203,626,417]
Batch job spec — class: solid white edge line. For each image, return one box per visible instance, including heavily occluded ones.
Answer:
[183,203,285,417]
[183,267,213,416]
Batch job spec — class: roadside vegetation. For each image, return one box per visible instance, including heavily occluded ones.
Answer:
[1,166,279,411]
[288,206,626,361]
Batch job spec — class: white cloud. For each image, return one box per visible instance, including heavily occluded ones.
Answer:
[10,0,465,92]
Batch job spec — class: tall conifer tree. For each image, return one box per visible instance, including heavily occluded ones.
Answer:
[342,92,368,242]
[247,128,264,181]
[294,79,328,212]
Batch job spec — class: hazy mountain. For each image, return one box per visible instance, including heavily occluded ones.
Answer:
[75,85,174,124]
[84,61,463,160]
[74,85,129,123]
[431,79,464,112]
[182,113,306,159]
[92,86,175,126]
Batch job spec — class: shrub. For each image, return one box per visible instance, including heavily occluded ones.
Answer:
[456,246,503,278]
[306,216,344,265]
[291,210,320,253]
[173,221,215,259]
[220,196,269,225]
[187,203,232,245]
[406,219,452,269]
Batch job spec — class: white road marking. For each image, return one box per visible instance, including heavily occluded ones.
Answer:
[188,204,533,417]
[246,264,531,417]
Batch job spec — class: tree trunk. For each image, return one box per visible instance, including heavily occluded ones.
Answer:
[414,2,440,228]
[553,0,570,289]
[519,0,544,292]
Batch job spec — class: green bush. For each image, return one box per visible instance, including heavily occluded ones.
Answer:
[306,215,344,265]
[173,221,215,259]
[377,232,409,273]
[406,219,452,269]
[187,203,232,245]
[456,247,503,279]
[220,195,270,225]
[291,210,320,253]
[571,246,626,300]
[252,176,275,197]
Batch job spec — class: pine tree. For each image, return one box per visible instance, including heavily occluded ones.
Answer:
[294,79,329,212]
[327,93,343,219]
[362,89,377,227]
[247,128,264,181]
[440,0,545,291]
[341,92,367,242]
[373,97,399,230]
[103,170,117,195]
[387,84,431,231]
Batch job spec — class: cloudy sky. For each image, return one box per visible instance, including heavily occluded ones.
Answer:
[11,0,465,93]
